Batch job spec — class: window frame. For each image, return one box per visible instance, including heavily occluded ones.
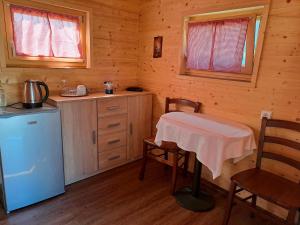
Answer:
[0,0,91,69]
[179,4,270,86]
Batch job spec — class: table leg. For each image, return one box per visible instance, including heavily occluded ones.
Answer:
[174,159,215,212]
[192,158,202,197]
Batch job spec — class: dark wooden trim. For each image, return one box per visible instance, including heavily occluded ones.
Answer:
[256,117,268,168]
[234,188,244,194]
[264,136,300,150]
[165,97,201,113]
[256,117,300,169]
[263,152,300,170]
[242,195,255,202]
[267,119,300,132]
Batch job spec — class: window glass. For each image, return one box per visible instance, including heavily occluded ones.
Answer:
[241,18,261,66]
[254,18,261,52]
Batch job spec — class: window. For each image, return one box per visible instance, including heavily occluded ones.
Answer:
[0,0,91,68]
[180,5,270,84]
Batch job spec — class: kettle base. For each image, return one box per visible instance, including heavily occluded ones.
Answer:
[23,102,43,109]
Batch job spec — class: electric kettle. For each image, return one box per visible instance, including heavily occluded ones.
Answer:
[22,80,49,109]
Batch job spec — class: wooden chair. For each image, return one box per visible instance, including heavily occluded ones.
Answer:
[222,117,300,225]
[139,97,201,194]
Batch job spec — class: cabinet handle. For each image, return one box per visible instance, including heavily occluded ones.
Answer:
[107,122,120,128]
[92,130,96,145]
[27,121,37,125]
[106,106,120,111]
[130,123,133,135]
[108,155,120,161]
[108,139,120,145]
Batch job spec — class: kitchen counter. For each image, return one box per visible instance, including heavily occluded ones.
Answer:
[48,91,151,105]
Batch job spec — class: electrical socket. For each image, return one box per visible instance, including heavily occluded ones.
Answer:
[260,110,272,119]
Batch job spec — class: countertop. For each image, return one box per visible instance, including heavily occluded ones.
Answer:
[48,91,152,104]
[0,103,58,118]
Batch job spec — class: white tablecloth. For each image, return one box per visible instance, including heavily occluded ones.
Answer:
[155,112,257,179]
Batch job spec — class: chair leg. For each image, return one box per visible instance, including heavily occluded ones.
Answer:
[139,141,148,180]
[222,182,237,225]
[164,150,169,170]
[287,208,297,225]
[170,151,178,195]
[183,151,190,177]
[250,195,257,218]
[164,150,168,160]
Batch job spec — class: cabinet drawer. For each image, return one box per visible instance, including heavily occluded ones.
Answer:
[98,97,127,117]
[98,131,126,152]
[98,114,127,135]
[98,147,127,170]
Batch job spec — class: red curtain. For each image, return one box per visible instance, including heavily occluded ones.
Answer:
[10,6,51,57]
[48,13,82,58]
[186,18,249,73]
[10,5,82,58]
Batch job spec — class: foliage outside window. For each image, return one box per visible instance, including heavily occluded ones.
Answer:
[0,0,91,68]
[180,5,270,85]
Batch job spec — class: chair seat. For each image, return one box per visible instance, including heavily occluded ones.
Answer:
[232,168,300,209]
[144,136,179,151]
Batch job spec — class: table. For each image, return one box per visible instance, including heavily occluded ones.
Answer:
[155,112,256,212]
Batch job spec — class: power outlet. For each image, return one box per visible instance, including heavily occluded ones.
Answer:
[260,110,272,119]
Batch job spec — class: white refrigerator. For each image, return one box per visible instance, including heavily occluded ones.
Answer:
[0,105,65,213]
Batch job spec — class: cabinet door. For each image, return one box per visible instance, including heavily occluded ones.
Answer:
[127,95,152,160]
[60,100,98,184]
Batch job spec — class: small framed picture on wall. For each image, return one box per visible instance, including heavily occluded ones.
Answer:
[153,36,163,58]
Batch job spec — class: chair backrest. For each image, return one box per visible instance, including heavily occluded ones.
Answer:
[165,97,201,113]
[256,117,300,170]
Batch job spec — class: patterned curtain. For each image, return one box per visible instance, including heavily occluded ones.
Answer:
[10,5,82,58]
[186,18,249,73]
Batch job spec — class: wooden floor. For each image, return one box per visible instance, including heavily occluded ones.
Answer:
[0,160,275,225]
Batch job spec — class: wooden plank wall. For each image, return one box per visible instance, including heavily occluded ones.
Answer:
[138,0,300,217]
[0,0,140,104]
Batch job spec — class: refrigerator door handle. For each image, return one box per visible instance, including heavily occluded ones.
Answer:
[27,121,37,125]
[92,130,96,145]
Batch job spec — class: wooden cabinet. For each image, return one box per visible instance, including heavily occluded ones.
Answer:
[49,92,152,184]
[127,95,152,160]
[97,97,128,171]
[59,100,98,185]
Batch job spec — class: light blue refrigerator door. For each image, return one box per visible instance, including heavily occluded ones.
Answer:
[0,110,65,212]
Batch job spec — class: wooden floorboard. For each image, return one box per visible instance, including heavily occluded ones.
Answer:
[0,160,276,225]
